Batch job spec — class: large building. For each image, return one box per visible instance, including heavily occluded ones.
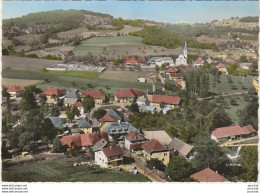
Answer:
[175,41,187,66]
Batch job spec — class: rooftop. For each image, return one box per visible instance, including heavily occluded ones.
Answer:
[152,94,181,105]
[114,88,142,98]
[41,87,63,96]
[190,168,227,182]
[102,146,124,157]
[81,89,104,99]
[143,130,172,146]
[141,139,167,154]
[168,137,193,156]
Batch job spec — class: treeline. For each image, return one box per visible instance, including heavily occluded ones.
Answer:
[239,16,259,23]
[129,27,218,50]
[2,49,61,60]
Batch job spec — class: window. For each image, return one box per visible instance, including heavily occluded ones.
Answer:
[162,158,164,161]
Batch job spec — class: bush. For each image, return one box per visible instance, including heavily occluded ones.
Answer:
[52,138,66,153]
[146,158,165,172]
[65,146,81,157]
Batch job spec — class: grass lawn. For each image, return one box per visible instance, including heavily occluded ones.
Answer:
[209,74,255,94]
[2,161,149,182]
[2,68,152,93]
[73,36,143,53]
[46,70,101,79]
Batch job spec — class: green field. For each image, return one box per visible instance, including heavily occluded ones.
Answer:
[2,161,149,182]
[209,74,255,94]
[2,68,152,93]
[73,36,143,53]
[46,70,101,79]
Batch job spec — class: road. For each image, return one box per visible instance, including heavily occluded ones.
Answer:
[219,136,259,147]
[197,91,248,101]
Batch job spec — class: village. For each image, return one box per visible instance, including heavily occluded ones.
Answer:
[2,40,258,183]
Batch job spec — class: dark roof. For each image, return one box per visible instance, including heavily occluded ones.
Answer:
[63,90,80,98]
[141,139,167,154]
[103,122,138,135]
[190,168,227,182]
[45,116,68,128]
[168,137,193,156]
[125,132,147,142]
[102,146,124,157]
[130,142,146,151]
[77,118,92,128]
[92,138,108,151]
[106,109,123,120]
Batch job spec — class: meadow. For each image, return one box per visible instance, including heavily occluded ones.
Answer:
[73,36,143,53]
[2,78,41,88]
[46,70,101,79]
[2,161,149,182]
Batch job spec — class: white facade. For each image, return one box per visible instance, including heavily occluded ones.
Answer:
[175,41,188,66]
[210,134,218,143]
[124,138,132,150]
[149,57,174,67]
[94,150,108,168]
[77,106,84,114]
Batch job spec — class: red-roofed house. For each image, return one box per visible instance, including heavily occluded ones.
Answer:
[211,124,256,143]
[7,85,25,98]
[124,132,148,150]
[141,139,170,165]
[95,146,124,168]
[151,94,181,109]
[125,57,139,66]
[194,57,204,67]
[216,63,228,74]
[114,88,143,103]
[123,56,130,62]
[81,89,105,104]
[100,114,117,123]
[2,85,7,90]
[174,78,186,90]
[60,135,82,149]
[73,102,84,114]
[225,58,235,63]
[137,57,147,64]
[165,67,179,80]
[41,87,63,103]
[190,168,228,182]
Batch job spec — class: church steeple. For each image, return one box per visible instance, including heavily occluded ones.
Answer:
[183,41,187,58]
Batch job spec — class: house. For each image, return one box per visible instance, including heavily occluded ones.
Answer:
[139,105,156,113]
[102,121,138,137]
[77,117,93,133]
[125,57,139,66]
[174,78,186,90]
[123,56,130,62]
[162,106,172,114]
[224,58,235,63]
[124,132,148,150]
[73,102,84,114]
[149,57,174,67]
[253,77,259,92]
[206,58,213,64]
[216,63,228,74]
[165,67,179,80]
[41,87,63,103]
[138,78,146,83]
[95,146,124,168]
[136,95,151,106]
[63,90,80,107]
[64,98,79,107]
[45,116,68,129]
[143,130,172,147]
[175,41,187,66]
[7,85,25,98]
[60,135,82,149]
[190,168,228,182]
[136,57,147,64]
[2,85,7,91]
[141,139,170,165]
[240,63,252,70]
[211,124,256,143]
[150,94,181,109]
[100,114,117,124]
[106,109,123,121]
[193,57,204,67]
[114,88,142,103]
[130,142,147,155]
[168,137,193,158]
[92,138,108,152]
[81,89,105,104]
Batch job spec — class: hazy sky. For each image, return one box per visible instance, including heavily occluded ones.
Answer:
[2,1,259,24]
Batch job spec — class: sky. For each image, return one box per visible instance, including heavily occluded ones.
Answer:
[2,1,259,24]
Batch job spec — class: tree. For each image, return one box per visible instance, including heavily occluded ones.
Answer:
[92,108,107,119]
[65,106,80,122]
[206,108,232,130]
[82,96,95,113]
[230,98,237,106]
[239,55,248,63]
[191,132,228,171]
[52,138,66,153]
[238,146,258,182]
[41,118,59,141]
[146,158,165,172]
[41,105,60,116]
[167,154,192,181]
[19,89,37,111]
[129,102,139,114]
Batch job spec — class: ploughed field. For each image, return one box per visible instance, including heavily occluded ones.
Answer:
[2,78,41,88]
[2,161,149,182]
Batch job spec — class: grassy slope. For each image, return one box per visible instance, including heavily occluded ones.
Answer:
[2,69,152,93]
[47,71,101,79]
[73,36,143,53]
[2,161,149,182]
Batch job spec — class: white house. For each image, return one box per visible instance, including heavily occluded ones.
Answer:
[94,146,124,168]
[175,41,187,66]
[240,63,252,70]
[149,57,174,67]
[124,132,148,150]
[193,57,204,67]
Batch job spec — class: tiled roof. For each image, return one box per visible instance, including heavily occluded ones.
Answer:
[63,90,80,98]
[194,57,204,64]
[130,142,146,151]
[80,132,109,146]
[137,57,147,63]
[41,87,63,96]
[125,57,139,65]
[125,132,147,142]
[143,130,172,146]
[165,67,177,73]
[225,58,234,63]
[168,137,193,156]
[100,114,117,123]
[175,78,185,83]
[103,122,138,135]
[77,118,92,128]
[60,135,82,148]
[216,63,225,68]
[123,56,130,61]
[73,102,82,107]
[81,89,104,99]
[2,85,7,90]
[45,116,68,128]
[141,139,167,154]
[7,85,24,92]
[211,125,256,139]
[190,168,227,182]
[152,94,181,105]
[114,88,142,98]
[102,146,124,157]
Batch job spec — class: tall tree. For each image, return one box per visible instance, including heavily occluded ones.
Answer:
[19,89,37,111]
[82,96,95,113]
[92,108,107,119]
[65,106,80,122]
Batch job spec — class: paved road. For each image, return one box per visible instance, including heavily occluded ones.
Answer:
[197,91,248,101]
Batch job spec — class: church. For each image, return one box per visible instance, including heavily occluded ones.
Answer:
[175,41,188,66]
